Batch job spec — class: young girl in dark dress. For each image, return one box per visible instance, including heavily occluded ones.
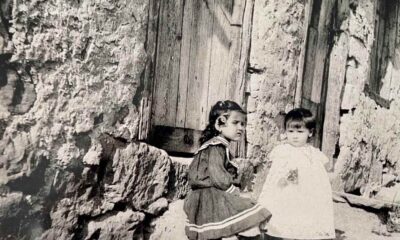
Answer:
[184,100,271,240]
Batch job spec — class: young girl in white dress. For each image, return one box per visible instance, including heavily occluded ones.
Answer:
[258,108,335,240]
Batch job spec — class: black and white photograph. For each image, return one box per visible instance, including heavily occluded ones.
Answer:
[1,0,400,239]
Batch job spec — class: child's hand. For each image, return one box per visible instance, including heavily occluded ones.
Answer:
[277,169,298,188]
[232,171,243,186]
[287,169,298,184]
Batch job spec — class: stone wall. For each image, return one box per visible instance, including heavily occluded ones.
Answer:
[1,0,400,238]
[332,0,400,201]
[245,0,400,202]
[0,0,184,238]
[0,0,149,186]
[246,0,307,196]
[246,0,400,203]
[0,0,310,236]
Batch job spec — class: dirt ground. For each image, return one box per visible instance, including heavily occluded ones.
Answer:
[150,200,400,240]
[332,201,400,240]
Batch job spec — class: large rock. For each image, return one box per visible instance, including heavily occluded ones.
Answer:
[333,95,400,193]
[40,198,79,240]
[0,191,48,239]
[167,157,190,200]
[0,192,27,234]
[86,210,145,240]
[103,140,172,211]
[1,0,152,186]
[0,0,155,238]
[41,138,172,239]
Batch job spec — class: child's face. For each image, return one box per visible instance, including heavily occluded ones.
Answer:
[218,111,246,141]
[286,125,311,147]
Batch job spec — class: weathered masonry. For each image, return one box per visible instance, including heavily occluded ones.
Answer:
[1,0,400,239]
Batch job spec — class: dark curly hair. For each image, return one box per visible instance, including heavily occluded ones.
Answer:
[284,108,316,131]
[199,100,246,144]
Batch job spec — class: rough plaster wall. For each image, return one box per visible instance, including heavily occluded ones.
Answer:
[333,0,400,198]
[335,96,400,194]
[0,0,181,238]
[246,0,306,196]
[0,0,147,185]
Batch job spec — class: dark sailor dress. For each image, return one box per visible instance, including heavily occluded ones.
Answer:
[184,136,271,240]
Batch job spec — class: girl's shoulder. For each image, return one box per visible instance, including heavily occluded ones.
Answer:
[195,136,229,155]
[307,145,330,164]
[307,145,326,156]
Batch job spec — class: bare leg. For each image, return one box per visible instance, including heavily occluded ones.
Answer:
[238,226,261,237]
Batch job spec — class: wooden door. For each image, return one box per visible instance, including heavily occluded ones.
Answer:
[368,0,399,105]
[151,0,252,154]
[300,0,335,149]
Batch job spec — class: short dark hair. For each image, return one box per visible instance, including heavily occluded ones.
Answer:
[284,108,316,131]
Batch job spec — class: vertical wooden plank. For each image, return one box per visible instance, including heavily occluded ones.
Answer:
[378,1,391,92]
[385,0,398,96]
[310,0,335,103]
[387,0,398,60]
[208,0,229,111]
[302,27,318,100]
[185,0,214,130]
[226,1,246,103]
[396,0,400,47]
[139,0,160,140]
[295,0,314,107]
[231,0,245,26]
[321,33,349,167]
[235,0,254,107]
[368,0,381,91]
[301,0,334,148]
[152,0,183,127]
[227,0,247,158]
[391,1,400,98]
[373,2,386,92]
[176,0,194,128]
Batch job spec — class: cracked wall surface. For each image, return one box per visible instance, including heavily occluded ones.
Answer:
[246,0,307,196]
[246,0,400,203]
[332,0,400,202]
[1,0,400,238]
[0,0,180,239]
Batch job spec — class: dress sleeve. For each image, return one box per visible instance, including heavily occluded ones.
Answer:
[187,151,212,188]
[319,150,330,165]
[264,145,290,187]
[207,145,234,190]
[316,149,330,171]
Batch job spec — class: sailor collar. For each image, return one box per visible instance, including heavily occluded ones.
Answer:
[195,136,238,169]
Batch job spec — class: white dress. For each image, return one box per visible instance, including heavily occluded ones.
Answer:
[258,144,335,239]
